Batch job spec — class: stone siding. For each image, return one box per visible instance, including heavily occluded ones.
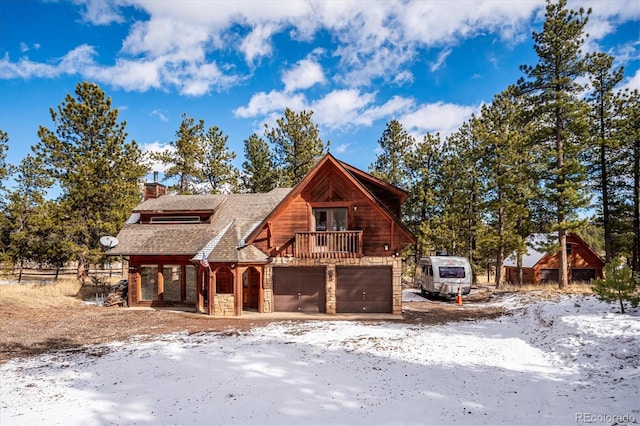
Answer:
[212,294,235,316]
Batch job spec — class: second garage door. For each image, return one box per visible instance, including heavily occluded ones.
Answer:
[273,267,326,313]
[336,266,392,313]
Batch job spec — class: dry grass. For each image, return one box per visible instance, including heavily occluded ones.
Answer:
[492,282,594,295]
[0,279,83,310]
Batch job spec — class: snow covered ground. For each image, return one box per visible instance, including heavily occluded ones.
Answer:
[1,293,639,426]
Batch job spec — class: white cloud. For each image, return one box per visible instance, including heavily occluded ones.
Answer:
[311,89,375,128]
[150,110,168,122]
[240,23,280,64]
[2,0,637,105]
[73,0,125,25]
[88,58,163,92]
[430,48,452,72]
[360,96,415,125]
[142,141,173,173]
[620,69,640,92]
[18,42,37,53]
[392,70,413,86]
[282,58,326,92]
[0,45,96,79]
[333,143,349,154]
[233,90,307,118]
[400,101,479,138]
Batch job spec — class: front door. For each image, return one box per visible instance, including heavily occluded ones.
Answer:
[242,268,260,309]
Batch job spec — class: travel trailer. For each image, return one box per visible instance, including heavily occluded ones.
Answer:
[414,256,472,298]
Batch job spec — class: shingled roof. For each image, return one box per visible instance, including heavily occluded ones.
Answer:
[108,188,291,263]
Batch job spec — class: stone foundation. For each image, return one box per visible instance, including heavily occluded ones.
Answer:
[212,294,235,316]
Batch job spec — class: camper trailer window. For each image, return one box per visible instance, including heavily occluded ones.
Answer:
[428,266,433,276]
[439,267,465,278]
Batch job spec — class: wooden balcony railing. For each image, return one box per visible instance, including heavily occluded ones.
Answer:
[295,231,363,258]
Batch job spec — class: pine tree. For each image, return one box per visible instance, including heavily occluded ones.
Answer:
[152,113,206,194]
[201,126,238,194]
[592,257,640,314]
[435,122,483,267]
[369,119,413,189]
[34,81,148,282]
[265,108,327,187]
[586,52,624,263]
[0,130,9,250]
[5,155,52,281]
[241,133,277,193]
[617,90,640,271]
[473,86,538,287]
[518,0,592,288]
[404,133,442,265]
[0,130,8,193]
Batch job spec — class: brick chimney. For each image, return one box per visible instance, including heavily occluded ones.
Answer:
[144,171,167,200]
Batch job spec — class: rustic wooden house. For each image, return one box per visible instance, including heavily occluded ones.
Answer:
[503,233,604,284]
[108,153,416,316]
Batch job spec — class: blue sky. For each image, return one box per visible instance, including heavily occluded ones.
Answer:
[1,0,639,188]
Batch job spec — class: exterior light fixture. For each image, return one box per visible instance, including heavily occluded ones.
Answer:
[384,244,389,251]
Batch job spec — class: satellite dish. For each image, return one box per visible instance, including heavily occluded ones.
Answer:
[100,235,119,249]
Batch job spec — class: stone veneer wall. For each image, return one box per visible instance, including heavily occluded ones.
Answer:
[263,256,403,315]
[212,294,235,316]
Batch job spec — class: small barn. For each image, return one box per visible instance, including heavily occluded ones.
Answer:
[504,233,605,284]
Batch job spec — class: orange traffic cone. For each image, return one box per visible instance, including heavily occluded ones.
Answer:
[455,286,463,306]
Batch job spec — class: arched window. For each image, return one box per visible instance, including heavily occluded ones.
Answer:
[216,267,233,294]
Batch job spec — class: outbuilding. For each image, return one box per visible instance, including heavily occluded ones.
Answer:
[503,233,605,284]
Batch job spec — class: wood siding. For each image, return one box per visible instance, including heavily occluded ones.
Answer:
[504,234,604,284]
[252,160,411,258]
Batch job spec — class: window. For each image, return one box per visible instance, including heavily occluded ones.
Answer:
[439,267,465,279]
[150,216,200,224]
[140,265,158,301]
[185,265,197,303]
[163,265,182,302]
[313,208,347,231]
[541,269,559,283]
[216,268,233,294]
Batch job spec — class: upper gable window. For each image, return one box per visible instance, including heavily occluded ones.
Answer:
[313,208,347,231]
[150,216,201,224]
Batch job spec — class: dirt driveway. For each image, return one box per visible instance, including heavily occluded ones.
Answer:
[0,288,504,363]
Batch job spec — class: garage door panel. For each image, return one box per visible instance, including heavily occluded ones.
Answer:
[336,266,392,313]
[273,267,326,313]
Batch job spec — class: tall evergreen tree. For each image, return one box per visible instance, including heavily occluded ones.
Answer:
[241,133,277,193]
[586,52,624,262]
[152,114,206,194]
[618,89,640,271]
[201,126,238,194]
[436,122,484,266]
[369,119,413,189]
[473,86,537,287]
[34,81,148,281]
[518,0,592,288]
[0,130,9,254]
[405,133,442,262]
[0,130,8,194]
[265,108,327,187]
[5,155,52,281]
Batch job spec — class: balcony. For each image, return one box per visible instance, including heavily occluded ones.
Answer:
[295,231,363,258]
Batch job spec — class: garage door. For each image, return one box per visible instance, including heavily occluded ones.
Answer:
[273,267,326,313]
[336,266,392,313]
